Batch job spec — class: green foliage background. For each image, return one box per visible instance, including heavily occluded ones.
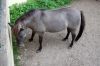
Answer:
[10,0,72,66]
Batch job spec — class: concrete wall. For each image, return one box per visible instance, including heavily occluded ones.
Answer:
[0,0,27,66]
[0,0,14,66]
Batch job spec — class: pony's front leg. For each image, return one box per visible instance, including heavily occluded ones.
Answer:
[36,32,44,53]
[29,31,36,42]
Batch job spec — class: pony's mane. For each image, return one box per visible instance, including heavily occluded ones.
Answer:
[15,9,36,24]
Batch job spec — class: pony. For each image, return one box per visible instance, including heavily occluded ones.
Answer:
[9,7,85,53]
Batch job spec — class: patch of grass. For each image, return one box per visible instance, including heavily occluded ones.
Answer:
[10,0,72,66]
[12,37,20,66]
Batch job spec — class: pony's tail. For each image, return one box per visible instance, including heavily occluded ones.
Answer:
[75,11,85,41]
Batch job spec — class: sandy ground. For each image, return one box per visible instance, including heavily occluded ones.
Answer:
[19,0,100,66]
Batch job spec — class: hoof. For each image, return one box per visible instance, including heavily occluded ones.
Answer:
[68,45,72,49]
[29,39,33,42]
[36,49,41,53]
[62,38,66,41]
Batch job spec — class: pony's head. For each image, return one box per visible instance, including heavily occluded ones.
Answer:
[8,22,26,47]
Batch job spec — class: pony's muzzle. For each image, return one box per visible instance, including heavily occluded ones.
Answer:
[19,43,25,47]
[17,40,25,47]
[17,38,25,47]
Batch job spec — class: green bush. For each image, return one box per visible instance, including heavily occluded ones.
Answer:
[10,0,72,66]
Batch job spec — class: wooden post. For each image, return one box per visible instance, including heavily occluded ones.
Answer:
[0,0,14,66]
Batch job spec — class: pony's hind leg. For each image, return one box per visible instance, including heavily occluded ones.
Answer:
[69,29,76,48]
[36,32,44,53]
[62,28,70,41]
[29,31,36,42]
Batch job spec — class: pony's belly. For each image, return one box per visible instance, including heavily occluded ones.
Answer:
[47,28,66,32]
[46,22,67,33]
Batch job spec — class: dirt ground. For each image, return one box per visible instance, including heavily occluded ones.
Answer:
[19,0,100,66]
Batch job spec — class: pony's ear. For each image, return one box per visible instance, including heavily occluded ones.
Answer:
[8,23,14,28]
